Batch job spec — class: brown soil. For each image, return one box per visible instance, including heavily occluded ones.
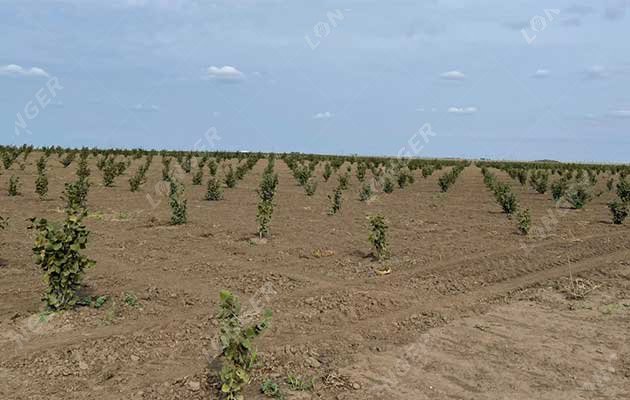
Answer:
[1,155,629,399]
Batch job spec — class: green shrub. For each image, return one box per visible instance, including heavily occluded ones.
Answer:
[29,212,95,311]
[1,150,19,169]
[438,166,464,192]
[76,157,91,181]
[421,165,434,179]
[217,290,271,400]
[36,173,49,200]
[382,176,394,193]
[206,177,224,201]
[493,183,518,214]
[328,185,343,215]
[0,216,7,230]
[356,162,367,182]
[36,155,47,173]
[60,152,76,168]
[565,185,591,209]
[169,179,187,225]
[123,292,138,307]
[482,169,497,189]
[92,295,108,309]
[8,175,20,196]
[199,155,208,169]
[307,160,317,173]
[606,178,614,192]
[575,169,584,181]
[62,176,89,212]
[368,214,389,260]
[224,165,237,188]
[181,155,192,173]
[617,179,630,203]
[371,164,382,179]
[338,173,349,190]
[286,375,314,392]
[551,179,568,202]
[261,380,284,399]
[322,162,332,182]
[208,158,218,176]
[587,170,598,186]
[96,155,108,171]
[304,179,317,196]
[36,157,49,200]
[235,163,249,181]
[517,169,528,185]
[129,172,144,192]
[192,168,203,185]
[161,157,172,181]
[397,168,414,188]
[256,172,278,238]
[359,182,373,201]
[529,170,549,194]
[516,208,531,235]
[22,145,33,161]
[129,160,150,192]
[608,201,628,224]
[102,159,118,187]
[293,164,311,186]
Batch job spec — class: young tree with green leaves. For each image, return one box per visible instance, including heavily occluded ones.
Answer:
[256,168,279,238]
[35,155,49,199]
[368,214,389,260]
[169,179,187,225]
[217,290,271,400]
[206,176,224,201]
[29,212,95,311]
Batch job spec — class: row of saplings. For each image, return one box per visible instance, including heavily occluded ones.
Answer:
[2,163,391,399]
[506,167,630,225]
[285,157,448,198]
[482,167,532,234]
[4,149,465,215]
[481,167,630,232]
[2,149,260,200]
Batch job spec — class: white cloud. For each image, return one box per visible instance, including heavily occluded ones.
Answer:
[584,65,609,80]
[0,64,49,78]
[447,106,477,115]
[604,2,628,20]
[503,21,529,31]
[532,69,550,78]
[205,65,245,82]
[609,109,630,118]
[561,16,582,27]
[131,103,160,112]
[565,4,595,16]
[313,111,333,119]
[440,70,466,80]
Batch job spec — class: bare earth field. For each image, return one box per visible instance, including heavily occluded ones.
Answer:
[1,155,629,399]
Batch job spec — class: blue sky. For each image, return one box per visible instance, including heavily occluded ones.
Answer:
[1,0,629,162]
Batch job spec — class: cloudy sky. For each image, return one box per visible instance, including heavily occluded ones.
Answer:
[1,0,629,162]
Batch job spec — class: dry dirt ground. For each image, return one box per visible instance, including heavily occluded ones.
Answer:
[1,155,629,399]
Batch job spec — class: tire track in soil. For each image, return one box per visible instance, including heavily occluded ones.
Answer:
[6,229,624,359]
[269,245,630,348]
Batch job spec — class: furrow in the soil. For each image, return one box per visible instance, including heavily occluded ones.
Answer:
[270,248,630,347]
